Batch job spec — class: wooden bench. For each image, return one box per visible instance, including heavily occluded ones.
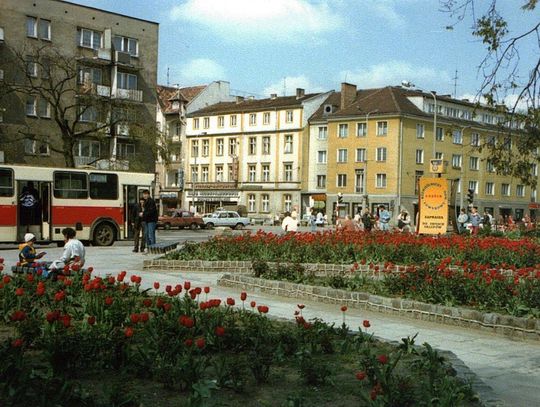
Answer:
[147,241,179,254]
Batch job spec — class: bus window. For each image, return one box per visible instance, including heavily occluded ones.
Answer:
[0,169,14,197]
[54,171,88,199]
[89,173,118,200]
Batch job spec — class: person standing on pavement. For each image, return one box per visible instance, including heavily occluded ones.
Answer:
[131,198,146,253]
[457,208,469,234]
[142,189,158,247]
[469,206,481,235]
[378,205,391,231]
[361,208,373,232]
[309,208,317,232]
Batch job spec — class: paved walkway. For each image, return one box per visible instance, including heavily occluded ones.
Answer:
[2,245,539,406]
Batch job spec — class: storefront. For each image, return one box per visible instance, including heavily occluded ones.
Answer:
[186,184,240,215]
[302,193,327,216]
[159,191,180,215]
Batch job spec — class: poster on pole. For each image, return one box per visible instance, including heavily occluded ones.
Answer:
[418,177,448,235]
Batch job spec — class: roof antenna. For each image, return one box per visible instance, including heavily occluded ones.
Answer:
[282,77,286,96]
[166,66,170,86]
[452,69,459,98]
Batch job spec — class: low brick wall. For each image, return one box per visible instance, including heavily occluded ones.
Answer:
[218,274,540,342]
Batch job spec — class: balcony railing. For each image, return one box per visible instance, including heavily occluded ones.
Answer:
[79,83,111,97]
[74,156,98,167]
[113,88,143,102]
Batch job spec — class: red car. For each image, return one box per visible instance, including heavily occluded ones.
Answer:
[158,210,204,230]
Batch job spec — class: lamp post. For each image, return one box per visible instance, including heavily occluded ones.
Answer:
[401,81,437,159]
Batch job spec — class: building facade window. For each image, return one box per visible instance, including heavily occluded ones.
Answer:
[201,166,209,182]
[317,175,326,188]
[317,150,327,164]
[485,182,494,195]
[116,72,137,90]
[356,148,366,162]
[24,138,50,156]
[217,116,224,127]
[113,35,138,56]
[216,138,224,156]
[74,139,100,159]
[471,132,480,146]
[249,113,256,126]
[337,148,348,163]
[38,98,50,118]
[376,147,387,162]
[376,173,387,188]
[486,159,495,172]
[337,174,347,187]
[261,194,270,212]
[230,115,237,126]
[263,112,270,125]
[284,134,293,153]
[191,140,199,157]
[286,110,293,123]
[355,170,365,193]
[248,164,256,182]
[193,118,199,129]
[318,126,328,140]
[377,121,388,136]
[452,154,462,168]
[191,166,198,182]
[26,57,37,77]
[26,96,37,116]
[79,105,98,122]
[415,171,424,194]
[501,183,510,196]
[202,139,209,157]
[228,165,234,182]
[116,143,135,160]
[468,180,478,194]
[415,149,424,164]
[229,138,237,156]
[469,156,479,170]
[284,163,293,181]
[248,194,256,212]
[357,122,367,137]
[262,136,271,154]
[338,124,348,138]
[435,127,444,141]
[435,152,443,159]
[78,66,102,85]
[77,28,102,49]
[416,123,425,138]
[262,164,270,182]
[516,184,525,197]
[284,194,292,212]
[452,129,463,144]
[215,165,224,182]
[249,137,257,155]
[203,117,209,129]
[27,17,51,40]
[26,17,37,37]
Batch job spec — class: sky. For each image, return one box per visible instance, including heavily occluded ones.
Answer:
[70,0,537,102]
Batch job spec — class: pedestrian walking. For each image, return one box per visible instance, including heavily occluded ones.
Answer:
[142,189,158,247]
[132,198,146,253]
[469,206,481,235]
[457,208,469,234]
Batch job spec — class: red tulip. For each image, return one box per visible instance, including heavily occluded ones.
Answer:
[54,290,65,302]
[105,296,113,306]
[87,316,96,325]
[163,303,172,312]
[11,338,23,348]
[297,304,305,309]
[61,314,71,328]
[153,282,160,290]
[203,286,210,294]
[184,281,191,290]
[257,305,269,314]
[250,301,256,308]
[0,257,4,263]
[195,337,205,349]
[140,312,149,323]
[15,287,24,296]
[142,298,152,307]
[240,292,247,301]
[26,274,34,282]
[3,275,11,284]
[226,297,235,306]
[377,354,389,365]
[363,320,371,328]
[130,313,140,324]
[340,305,348,312]
[11,310,27,321]
[125,327,134,338]
[215,326,225,337]
[130,275,137,283]
[87,266,94,273]
[46,311,58,323]
[355,371,366,380]
[184,338,193,347]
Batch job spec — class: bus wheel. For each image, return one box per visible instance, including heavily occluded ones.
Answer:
[93,223,115,246]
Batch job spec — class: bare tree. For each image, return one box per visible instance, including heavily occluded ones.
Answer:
[440,0,540,186]
[0,42,161,169]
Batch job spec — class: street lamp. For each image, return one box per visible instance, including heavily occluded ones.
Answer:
[401,81,437,159]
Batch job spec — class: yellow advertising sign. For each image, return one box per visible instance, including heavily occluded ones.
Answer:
[418,177,448,235]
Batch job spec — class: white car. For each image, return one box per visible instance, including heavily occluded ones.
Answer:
[202,211,251,230]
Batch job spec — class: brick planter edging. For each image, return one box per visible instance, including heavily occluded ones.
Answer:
[217,274,540,342]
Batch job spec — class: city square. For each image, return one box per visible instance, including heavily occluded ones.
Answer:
[1,0,540,406]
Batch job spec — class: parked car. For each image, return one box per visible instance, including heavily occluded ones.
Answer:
[158,210,204,230]
[202,211,251,230]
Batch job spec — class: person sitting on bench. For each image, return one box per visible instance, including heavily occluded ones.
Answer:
[49,228,85,276]
[18,233,46,266]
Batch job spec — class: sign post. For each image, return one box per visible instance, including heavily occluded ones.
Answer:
[418,177,449,235]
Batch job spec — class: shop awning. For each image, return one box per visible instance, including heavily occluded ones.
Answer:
[311,194,327,201]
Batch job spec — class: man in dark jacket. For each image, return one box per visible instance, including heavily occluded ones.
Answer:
[131,198,146,253]
[142,189,158,247]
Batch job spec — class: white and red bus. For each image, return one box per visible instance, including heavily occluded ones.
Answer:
[0,165,154,246]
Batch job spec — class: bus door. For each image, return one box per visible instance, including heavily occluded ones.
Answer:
[16,180,49,242]
[40,182,52,241]
[0,168,17,243]
[123,185,147,239]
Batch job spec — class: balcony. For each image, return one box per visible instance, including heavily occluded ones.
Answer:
[116,123,130,137]
[97,48,112,61]
[79,83,111,97]
[113,88,143,102]
[74,156,98,167]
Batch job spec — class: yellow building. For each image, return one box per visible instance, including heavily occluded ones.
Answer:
[308,83,536,224]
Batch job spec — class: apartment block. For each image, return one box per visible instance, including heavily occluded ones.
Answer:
[184,89,331,218]
[308,82,537,222]
[0,0,158,172]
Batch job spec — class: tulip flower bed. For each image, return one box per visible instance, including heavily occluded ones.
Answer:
[167,231,540,317]
[0,262,479,406]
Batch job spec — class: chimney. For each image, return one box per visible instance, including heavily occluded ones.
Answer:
[235,96,244,104]
[296,88,305,99]
[340,82,357,109]
[270,93,277,99]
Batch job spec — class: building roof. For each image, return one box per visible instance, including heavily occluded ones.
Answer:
[57,0,159,25]
[156,85,206,114]
[187,93,321,117]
